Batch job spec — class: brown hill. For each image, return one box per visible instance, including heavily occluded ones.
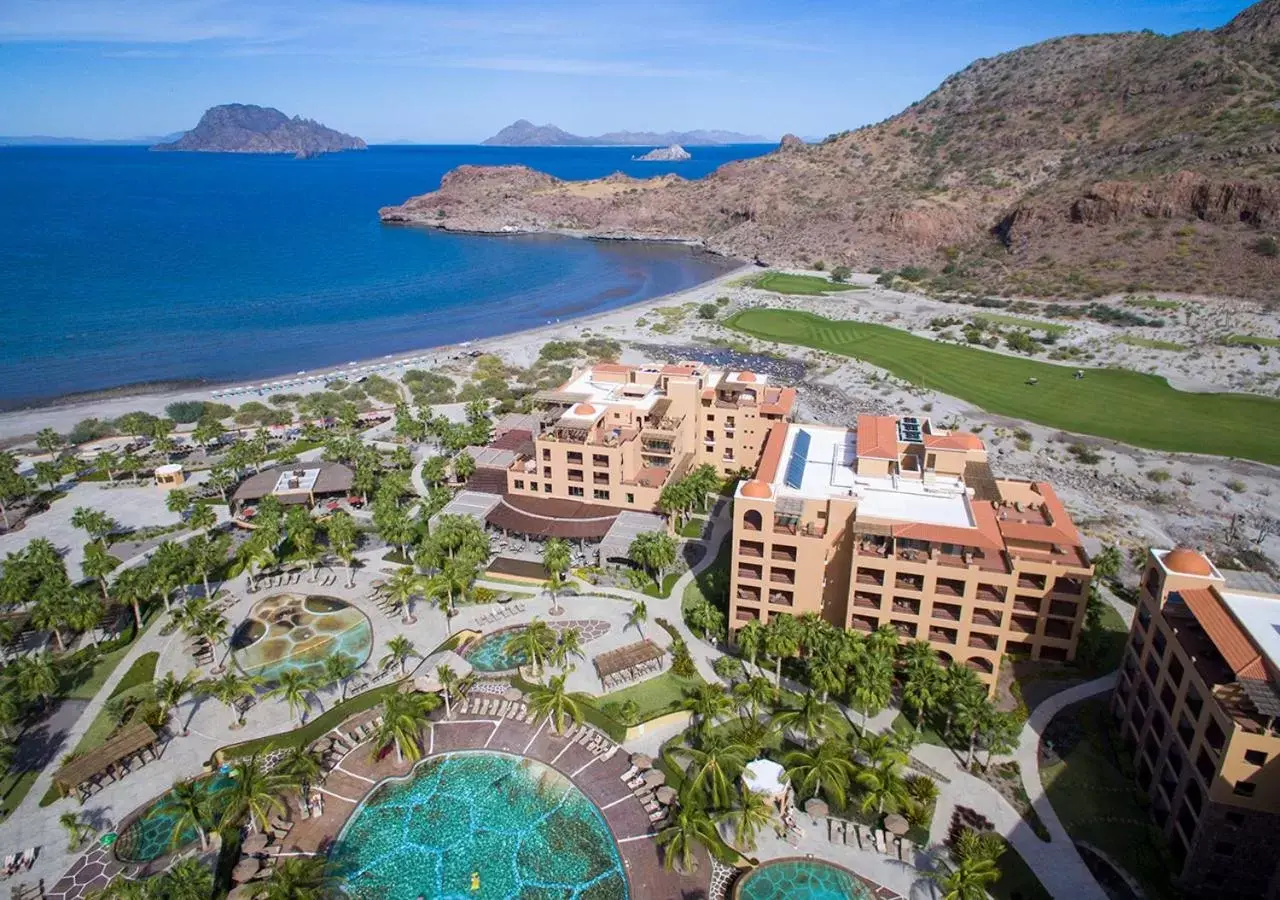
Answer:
[381,1,1280,301]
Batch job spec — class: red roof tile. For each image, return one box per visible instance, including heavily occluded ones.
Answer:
[760,387,797,416]
[891,521,1002,551]
[923,432,985,452]
[1179,587,1266,679]
[755,422,788,483]
[856,415,899,460]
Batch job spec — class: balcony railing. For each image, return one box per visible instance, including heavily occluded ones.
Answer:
[855,570,885,586]
[767,592,794,607]
[769,570,796,586]
[738,543,764,559]
[771,547,798,563]
[737,566,763,582]
[894,576,925,592]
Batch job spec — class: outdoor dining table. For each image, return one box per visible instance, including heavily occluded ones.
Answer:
[884,813,909,836]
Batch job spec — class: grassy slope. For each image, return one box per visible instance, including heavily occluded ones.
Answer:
[754,273,862,295]
[727,309,1280,464]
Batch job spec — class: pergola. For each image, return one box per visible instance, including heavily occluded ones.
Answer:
[53,722,160,800]
[593,640,665,690]
[598,511,665,565]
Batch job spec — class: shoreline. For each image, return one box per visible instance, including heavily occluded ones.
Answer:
[0,262,751,439]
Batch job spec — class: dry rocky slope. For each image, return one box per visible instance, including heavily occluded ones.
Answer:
[384,0,1280,301]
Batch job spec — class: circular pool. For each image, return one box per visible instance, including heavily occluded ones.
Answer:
[733,858,869,900]
[462,626,529,673]
[327,751,628,899]
[231,593,371,683]
[114,773,236,863]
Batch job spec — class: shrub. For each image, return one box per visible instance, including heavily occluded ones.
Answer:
[165,401,209,423]
[697,303,719,320]
[831,265,852,283]
[68,418,116,446]
[1147,469,1172,483]
[539,340,582,361]
[669,638,697,677]
[1226,479,1247,493]
[1067,443,1102,465]
[1004,331,1041,354]
[1251,236,1279,258]
[715,296,730,305]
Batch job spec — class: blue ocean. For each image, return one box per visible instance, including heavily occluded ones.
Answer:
[0,144,772,408]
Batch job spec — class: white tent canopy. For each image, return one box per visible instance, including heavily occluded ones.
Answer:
[742,758,788,798]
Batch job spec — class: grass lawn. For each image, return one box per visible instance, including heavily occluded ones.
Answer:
[890,711,949,749]
[678,517,707,538]
[0,770,39,821]
[753,273,863,295]
[682,536,730,616]
[1222,334,1280,348]
[1118,335,1188,352]
[216,683,403,762]
[991,840,1053,900]
[640,571,682,599]
[726,308,1280,464]
[59,608,161,700]
[591,669,705,722]
[1041,698,1178,899]
[975,314,1070,336]
[1123,297,1180,310]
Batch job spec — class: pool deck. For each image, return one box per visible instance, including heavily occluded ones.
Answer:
[278,702,706,899]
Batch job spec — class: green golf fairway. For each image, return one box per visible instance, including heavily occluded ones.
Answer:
[727,308,1280,465]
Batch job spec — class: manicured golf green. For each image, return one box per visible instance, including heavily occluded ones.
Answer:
[727,308,1280,464]
[753,273,862,295]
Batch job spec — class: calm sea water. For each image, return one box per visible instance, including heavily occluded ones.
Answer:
[0,144,772,408]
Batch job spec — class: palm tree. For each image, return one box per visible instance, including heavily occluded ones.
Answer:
[165,488,191,518]
[856,755,910,817]
[157,779,212,851]
[71,507,115,547]
[435,664,459,717]
[549,626,586,672]
[505,619,556,678]
[806,644,846,704]
[88,875,154,899]
[111,566,148,632]
[220,753,296,834]
[926,828,1005,900]
[902,651,946,733]
[66,590,106,647]
[733,675,777,722]
[665,735,748,808]
[30,583,75,652]
[154,670,198,728]
[682,682,732,739]
[763,615,800,687]
[626,600,648,639]
[850,651,894,728]
[527,673,582,734]
[384,567,421,624]
[274,745,322,789]
[323,652,360,702]
[81,542,121,604]
[13,652,59,708]
[251,856,336,900]
[325,511,359,587]
[784,739,858,808]
[656,790,720,873]
[942,665,985,738]
[775,691,842,746]
[725,782,774,851]
[156,858,213,900]
[267,670,320,723]
[188,532,230,600]
[59,811,92,851]
[542,537,571,614]
[380,635,418,677]
[373,691,439,764]
[202,670,261,729]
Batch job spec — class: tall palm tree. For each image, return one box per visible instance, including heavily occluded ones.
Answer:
[111,566,148,632]
[806,644,846,704]
[942,665,985,738]
[926,828,1004,900]
[30,583,75,652]
[783,740,858,809]
[527,673,582,734]
[202,670,262,729]
[13,652,59,708]
[81,542,121,604]
[505,619,556,679]
[725,781,774,851]
[380,635,418,677]
[902,653,946,733]
[66,590,106,647]
[323,653,360,702]
[732,675,777,722]
[154,670,198,728]
[384,567,421,624]
[220,752,297,834]
[157,779,212,851]
[373,691,439,764]
[159,857,213,900]
[267,670,320,723]
[775,691,842,747]
[735,618,766,674]
[763,615,800,687]
[682,683,732,739]
[435,664,459,717]
[542,537,571,614]
[850,651,894,728]
[274,745,322,789]
[251,856,336,900]
[325,512,359,587]
[187,502,217,536]
[188,532,230,601]
[550,626,585,672]
[856,756,910,817]
[665,735,748,809]
[626,600,648,639]
[656,790,719,874]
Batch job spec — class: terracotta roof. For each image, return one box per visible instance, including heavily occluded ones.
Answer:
[490,429,533,451]
[923,432,985,452]
[661,364,697,376]
[591,363,634,374]
[856,415,899,460]
[1178,587,1266,680]
[891,520,1003,551]
[1164,547,1214,577]
[737,372,757,383]
[760,387,797,416]
[755,422,789,483]
[994,483,1083,550]
[486,494,618,539]
[741,480,772,499]
[572,403,598,416]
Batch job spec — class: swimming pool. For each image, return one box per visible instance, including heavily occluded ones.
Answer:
[733,858,869,900]
[232,593,372,683]
[113,773,236,863]
[462,627,529,673]
[327,751,629,899]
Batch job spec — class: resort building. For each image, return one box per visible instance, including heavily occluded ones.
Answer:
[231,462,355,513]
[1111,548,1280,899]
[727,415,1094,690]
[502,362,796,511]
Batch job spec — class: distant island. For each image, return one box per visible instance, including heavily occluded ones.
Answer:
[634,144,691,162]
[482,119,768,146]
[152,104,365,154]
[0,133,185,146]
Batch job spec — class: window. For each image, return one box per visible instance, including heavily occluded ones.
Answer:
[1244,749,1268,767]
[542,466,551,478]
[514,479,525,490]
[568,486,584,497]
[593,489,610,501]
[1232,780,1256,798]
[528,482,538,492]
[542,448,551,461]
[625,493,635,504]
[543,483,552,493]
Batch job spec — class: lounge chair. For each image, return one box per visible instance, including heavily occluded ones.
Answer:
[619,766,638,782]
[626,777,645,790]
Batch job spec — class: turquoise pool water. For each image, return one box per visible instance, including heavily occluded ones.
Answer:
[232,593,372,683]
[327,751,628,899]
[114,773,236,863]
[462,627,528,673]
[735,859,868,900]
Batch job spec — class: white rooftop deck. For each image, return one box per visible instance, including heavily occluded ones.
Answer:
[1219,590,1280,672]
[771,423,975,528]
[556,369,661,421]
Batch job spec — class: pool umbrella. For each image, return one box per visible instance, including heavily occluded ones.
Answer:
[884,813,909,836]
[502,687,523,702]
[655,786,677,805]
[232,857,261,883]
[241,833,270,856]
[643,769,666,787]
[804,798,829,819]
[630,753,652,770]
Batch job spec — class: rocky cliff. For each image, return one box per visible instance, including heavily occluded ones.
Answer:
[387,1,1280,300]
[153,104,365,154]
[634,145,691,161]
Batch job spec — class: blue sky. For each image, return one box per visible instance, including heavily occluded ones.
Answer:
[0,0,1258,142]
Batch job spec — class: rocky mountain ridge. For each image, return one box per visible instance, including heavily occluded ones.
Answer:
[153,104,365,154]
[481,119,769,146]
[386,0,1280,301]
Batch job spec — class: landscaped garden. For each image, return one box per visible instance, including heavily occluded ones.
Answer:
[726,308,1280,463]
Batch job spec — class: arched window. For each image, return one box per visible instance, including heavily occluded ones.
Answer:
[966,657,994,674]
[743,509,763,532]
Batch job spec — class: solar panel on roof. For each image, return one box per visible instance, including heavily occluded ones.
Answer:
[898,416,922,443]
[784,429,811,489]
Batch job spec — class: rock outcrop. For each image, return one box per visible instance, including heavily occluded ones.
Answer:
[386,0,1280,300]
[153,104,365,154]
[634,145,691,162]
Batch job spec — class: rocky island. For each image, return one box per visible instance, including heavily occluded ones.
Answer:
[634,144,691,162]
[482,119,767,146]
[385,0,1280,301]
[152,103,365,155]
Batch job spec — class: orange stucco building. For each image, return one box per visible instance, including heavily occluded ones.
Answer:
[727,415,1094,690]
[504,362,795,511]
[1111,548,1280,898]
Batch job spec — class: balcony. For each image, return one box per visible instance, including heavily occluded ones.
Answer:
[935,552,969,569]
[935,578,966,598]
[593,473,610,486]
[1018,573,1048,591]
[971,609,1003,629]
[1049,599,1079,619]
[771,546,798,563]
[767,590,795,608]
[894,574,925,592]
[769,569,796,586]
[737,565,763,582]
[976,584,1007,604]
[857,539,891,558]
[1052,576,1086,596]
[773,520,825,539]
[891,620,916,638]
[736,586,761,603]
[738,541,764,559]
[850,615,877,633]
[853,592,881,611]
[567,451,584,464]
[932,603,962,623]
[928,627,958,646]
[1044,619,1074,640]
[1012,597,1041,615]
[890,598,921,616]
[567,471,584,484]
[641,440,674,457]
[968,632,999,652]
[855,568,885,587]
[735,607,759,623]
[592,454,610,468]
[1010,615,1038,635]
